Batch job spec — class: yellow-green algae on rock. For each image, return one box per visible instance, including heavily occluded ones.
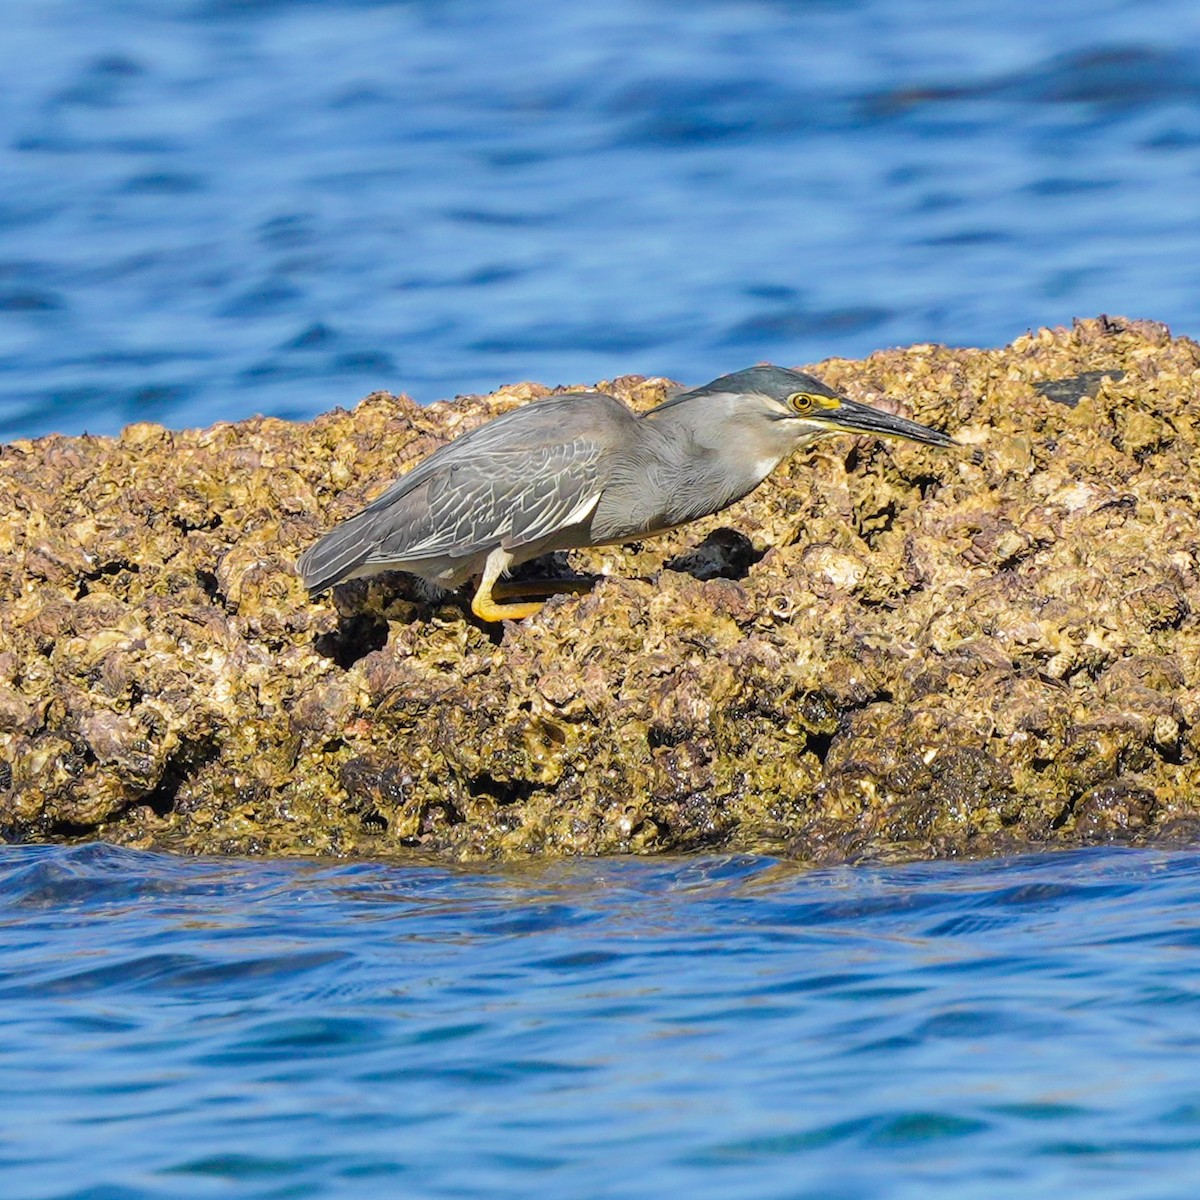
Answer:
[4,316,1200,861]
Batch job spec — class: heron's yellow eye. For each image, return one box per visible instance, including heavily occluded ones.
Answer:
[788,392,816,415]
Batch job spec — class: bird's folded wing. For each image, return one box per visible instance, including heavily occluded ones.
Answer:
[368,439,605,563]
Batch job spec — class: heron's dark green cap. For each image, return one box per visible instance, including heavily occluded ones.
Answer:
[654,363,955,448]
[683,365,842,402]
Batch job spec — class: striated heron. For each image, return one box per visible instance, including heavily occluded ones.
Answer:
[298,365,955,622]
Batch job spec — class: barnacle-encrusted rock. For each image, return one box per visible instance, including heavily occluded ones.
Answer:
[4,316,1200,861]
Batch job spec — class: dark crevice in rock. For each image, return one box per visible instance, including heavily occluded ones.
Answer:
[315,613,389,669]
[140,736,221,819]
[912,473,941,500]
[469,773,537,806]
[46,818,100,840]
[417,799,464,836]
[647,726,688,750]
[859,501,897,548]
[195,569,221,601]
[75,559,140,600]
[173,512,223,534]
[664,528,764,581]
[1158,740,1184,766]
[806,729,836,763]
[1049,795,1078,831]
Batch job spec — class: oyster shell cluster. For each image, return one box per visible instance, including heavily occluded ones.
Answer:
[2,316,1199,861]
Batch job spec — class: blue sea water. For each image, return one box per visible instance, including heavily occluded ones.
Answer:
[4,844,1200,1199]
[6,2,1200,1194]
[3,0,1200,436]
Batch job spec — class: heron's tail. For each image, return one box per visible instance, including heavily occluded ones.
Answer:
[297,512,376,595]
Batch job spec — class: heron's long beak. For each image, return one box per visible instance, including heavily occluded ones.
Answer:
[817,396,955,447]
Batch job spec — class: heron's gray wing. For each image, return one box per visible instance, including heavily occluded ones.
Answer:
[361,393,618,517]
[366,437,606,564]
[299,391,632,591]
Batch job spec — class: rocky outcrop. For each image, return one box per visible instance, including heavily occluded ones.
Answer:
[4,316,1200,860]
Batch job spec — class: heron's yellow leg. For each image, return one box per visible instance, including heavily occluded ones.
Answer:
[470,549,546,622]
[471,590,545,622]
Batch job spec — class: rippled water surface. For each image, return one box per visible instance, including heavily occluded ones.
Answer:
[4,844,1200,1198]
[4,0,1200,435]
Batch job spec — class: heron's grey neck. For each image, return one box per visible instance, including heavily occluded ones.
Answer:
[593,392,808,539]
[647,390,806,484]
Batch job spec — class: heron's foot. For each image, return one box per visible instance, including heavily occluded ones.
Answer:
[470,548,598,622]
[471,592,547,623]
[470,574,597,623]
